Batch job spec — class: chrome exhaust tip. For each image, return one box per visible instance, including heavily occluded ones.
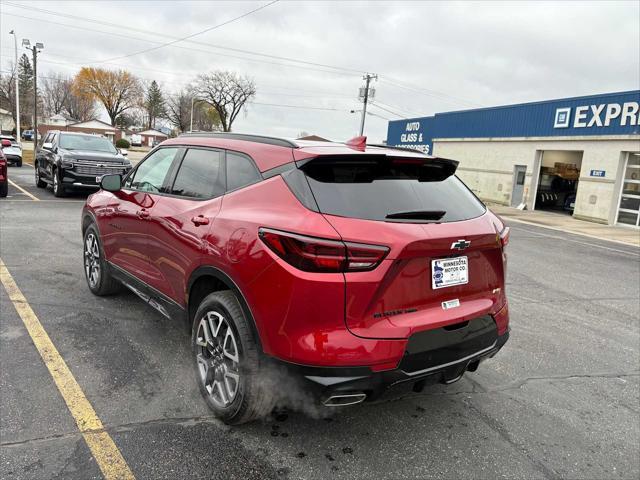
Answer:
[322,393,367,407]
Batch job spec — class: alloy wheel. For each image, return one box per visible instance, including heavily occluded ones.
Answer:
[195,311,241,408]
[84,233,101,288]
[35,167,39,184]
[53,173,59,194]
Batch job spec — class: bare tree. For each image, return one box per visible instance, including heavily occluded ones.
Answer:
[40,73,96,122]
[194,104,222,132]
[195,71,255,132]
[115,109,144,129]
[42,73,70,117]
[64,87,96,122]
[0,71,17,127]
[165,90,192,132]
[165,90,221,133]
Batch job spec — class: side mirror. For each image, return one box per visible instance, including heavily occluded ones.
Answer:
[100,174,122,192]
[1,139,11,148]
[42,142,54,150]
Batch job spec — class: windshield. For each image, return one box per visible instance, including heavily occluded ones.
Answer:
[59,134,118,154]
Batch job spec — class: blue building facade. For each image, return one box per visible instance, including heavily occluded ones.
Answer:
[387,91,640,154]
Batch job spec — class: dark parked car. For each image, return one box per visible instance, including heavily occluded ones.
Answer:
[35,131,132,197]
[22,129,34,141]
[82,133,510,424]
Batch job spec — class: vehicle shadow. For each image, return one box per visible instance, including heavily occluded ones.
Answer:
[229,376,504,479]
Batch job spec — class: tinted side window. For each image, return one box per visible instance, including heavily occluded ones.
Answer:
[126,147,178,192]
[226,152,261,191]
[171,148,224,199]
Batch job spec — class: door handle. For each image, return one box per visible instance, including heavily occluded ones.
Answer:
[136,209,150,219]
[191,215,209,226]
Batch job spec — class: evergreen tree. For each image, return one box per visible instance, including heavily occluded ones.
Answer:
[17,53,34,126]
[143,80,166,129]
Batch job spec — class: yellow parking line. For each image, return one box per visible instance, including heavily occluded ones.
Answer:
[0,259,135,480]
[8,179,39,201]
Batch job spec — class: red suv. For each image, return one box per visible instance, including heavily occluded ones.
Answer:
[82,133,510,424]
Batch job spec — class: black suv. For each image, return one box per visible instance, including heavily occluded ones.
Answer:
[35,131,132,197]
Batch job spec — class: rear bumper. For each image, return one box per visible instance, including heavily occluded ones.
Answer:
[4,154,21,164]
[271,327,509,406]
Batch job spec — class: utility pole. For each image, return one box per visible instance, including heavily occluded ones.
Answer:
[190,96,195,132]
[9,31,20,141]
[359,73,377,136]
[32,46,37,150]
[22,39,44,150]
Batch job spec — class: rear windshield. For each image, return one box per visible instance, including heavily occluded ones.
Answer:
[59,134,117,154]
[301,156,486,223]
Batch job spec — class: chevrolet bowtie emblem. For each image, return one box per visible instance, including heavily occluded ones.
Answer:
[451,239,471,250]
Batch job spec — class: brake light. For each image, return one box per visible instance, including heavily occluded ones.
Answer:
[258,228,389,273]
[499,226,510,248]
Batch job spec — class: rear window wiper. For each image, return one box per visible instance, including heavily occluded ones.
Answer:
[385,210,446,221]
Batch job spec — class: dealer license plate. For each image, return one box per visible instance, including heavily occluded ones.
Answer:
[431,256,468,289]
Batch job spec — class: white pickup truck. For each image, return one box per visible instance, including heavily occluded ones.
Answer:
[130,134,142,147]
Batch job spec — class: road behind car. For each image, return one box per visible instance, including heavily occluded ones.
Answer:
[0,165,638,480]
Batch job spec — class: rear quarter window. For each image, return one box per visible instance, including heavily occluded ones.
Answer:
[226,152,261,192]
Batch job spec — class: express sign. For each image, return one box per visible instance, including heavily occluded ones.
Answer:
[554,102,640,129]
[387,91,640,148]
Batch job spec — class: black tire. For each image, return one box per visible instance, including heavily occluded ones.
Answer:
[34,163,46,188]
[191,291,275,425]
[52,167,66,197]
[16,159,22,167]
[0,181,7,198]
[83,224,120,296]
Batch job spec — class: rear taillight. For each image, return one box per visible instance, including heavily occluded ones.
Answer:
[499,226,510,248]
[258,228,389,273]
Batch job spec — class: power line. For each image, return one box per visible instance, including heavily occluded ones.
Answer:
[91,0,280,65]
[379,77,482,108]
[0,12,357,78]
[0,69,355,115]
[250,102,347,112]
[370,103,406,118]
[374,100,424,118]
[3,4,478,108]
[2,3,481,110]
[2,2,364,75]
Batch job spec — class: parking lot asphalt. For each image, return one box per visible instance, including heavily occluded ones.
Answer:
[1,164,639,480]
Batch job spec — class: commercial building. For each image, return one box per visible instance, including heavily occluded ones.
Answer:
[387,91,640,227]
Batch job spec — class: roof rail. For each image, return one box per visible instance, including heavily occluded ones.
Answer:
[179,132,297,148]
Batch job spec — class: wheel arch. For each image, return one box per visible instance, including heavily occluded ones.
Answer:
[81,209,99,236]
[187,266,263,351]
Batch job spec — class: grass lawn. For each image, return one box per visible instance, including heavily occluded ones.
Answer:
[22,150,34,164]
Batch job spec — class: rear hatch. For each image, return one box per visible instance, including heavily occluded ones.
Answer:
[287,150,506,339]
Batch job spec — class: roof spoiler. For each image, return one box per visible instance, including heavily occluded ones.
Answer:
[296,154,459,181]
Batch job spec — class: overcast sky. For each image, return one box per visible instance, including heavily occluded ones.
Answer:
[1,0,638,142]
